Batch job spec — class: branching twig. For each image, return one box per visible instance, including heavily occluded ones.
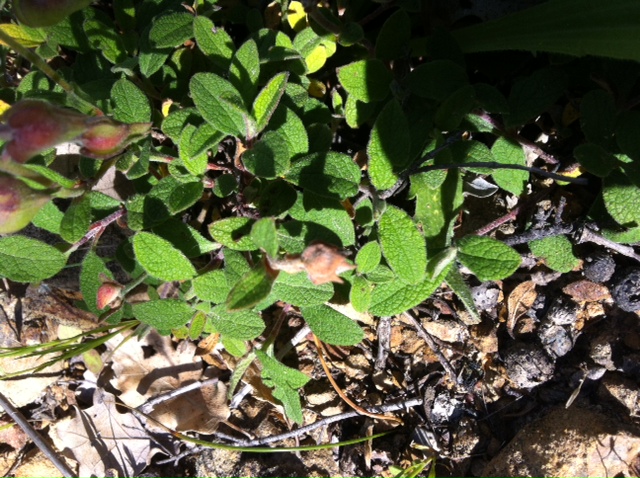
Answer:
[575,224,640,264]
[0,391,77,478]
[502,222,575,246]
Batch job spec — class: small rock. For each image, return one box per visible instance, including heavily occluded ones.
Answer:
[612,267,640,312]
[483,406,640,477]
[546,296,578,325]
[598,373,640,417]
[583,251,616,283]
[538,323,573,358]
[502,342,555,389]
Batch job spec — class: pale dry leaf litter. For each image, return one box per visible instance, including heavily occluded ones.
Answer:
[49,388,152,477]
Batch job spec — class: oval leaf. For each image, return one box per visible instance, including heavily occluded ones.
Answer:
[0,236,66,282]
[457,236,521,281]
[133,232,196,281]
[132,299,194,330]
[301,305,364,346]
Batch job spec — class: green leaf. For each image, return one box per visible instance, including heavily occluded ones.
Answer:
[210,304,265,340]
[111,78,151,123]
[350,275,373,313]
[60,196,91,243]
[286,152,361,200]
[229,39,260,105]
[375,9,411,61]
[149,13,193,48]
[367,99,411,190]
[80,250,113,315]
[266,105,308,158]
[573,143,618,178]
[255,350,310,424]
[337,59,392,103]
[457,236,521,281]
[242,131,290,178]
[178,125,207,176]
[212,174,238,198]
[151,218,218,258]
[133,232,196,281]
[139,26,171,78]
[369,265,450,316]
[378,206,427,284]
[406,60,468,101]
[616,110,640,160]
[293,27,328,74]
[301,305,364,346]
[132,299,194,330]
[580,89,616,148]
[507,68,567,127]
[490,137,528,196]
[193,270,229,303]
[84,18,127,64]
[603,170,640,227]
[445,267,480,325]
[252,72,288,133]
[209,217,257,251]
[190,72,252,138]
[529,235,579,273]
[32,201,63,234]
[289,192,355,247]
[0,236,66,282]
[344,95,377,128]
[435,84,476,131]
[271,272,333,307]
[193,16,234,70]
[224,248,251,286]
[251,218,279,257]
[355,242,381,274]
[451,0,640,62]
[161,107,201,142]
[256,179,297,217]
[226,263,276,311]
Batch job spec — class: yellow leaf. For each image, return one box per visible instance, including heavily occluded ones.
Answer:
[0,24,46,48]
[286,1,307,31]
[305,44,327,74]
[308,78,326,98]
[0,100,11,116]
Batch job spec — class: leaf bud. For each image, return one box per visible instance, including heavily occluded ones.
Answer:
[96,278,124,310]
[1,100,86,163]
[79,119,152,159]
[0,173,51,233]
[13,0,92,27]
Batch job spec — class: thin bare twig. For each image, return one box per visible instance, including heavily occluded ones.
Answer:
[575,224,640,264]
[235,397,423,447]
[0,391,77,478]
[403,311,463,388]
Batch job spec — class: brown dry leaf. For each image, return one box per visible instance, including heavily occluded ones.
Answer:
[300,243,356,285]
[108,331,202,408]
[12,449,67,478]
[422,318,469,343]
[562,280,610,302]
[150,380,230,434]
[0,419,28,450]
[49,389,152,478]
[506,281,538,339]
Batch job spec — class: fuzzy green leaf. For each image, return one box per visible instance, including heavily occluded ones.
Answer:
[190,72,252,138]
[301,305,364,346]
[84,19,127,64]
[581,89,616,148]
[337,59,392,103]
[378,206,427,284]
[0,236,66,282]
[242,131,290,179]
[445,267,481,325]
[368,99,411,190]
[149,13,193,48]
[111,78,152,123]
[210,218,257,251]
[32,201,63,234]
[369,265,450,316]
[350,275,373,313]
[406,60,468,101]
[60,196,91,243]
[286,152,361,200]
[375,9,411,61]
[507,68,567,127]
[435,84,476,131]
[490,137,528,196]
[256,350,309,424]
[210,304,265,340]
[193,270,229,303]
[573,143,618,178]
[151,218,218,258]
[270,272,333,307]
[229,39,260,104]
[251,218,279,258]
[132,299,194,331]
[355,242,381,274]
[266,105,308,158]
[193,16,234,70]
[80,250,114,315]
[133,232,196,281]
[603,170,640,227]
[529,235,580,273]
[226,263,276,311]
[457,236,521,281]
[289,192,355,247]
[252,72,289,133]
